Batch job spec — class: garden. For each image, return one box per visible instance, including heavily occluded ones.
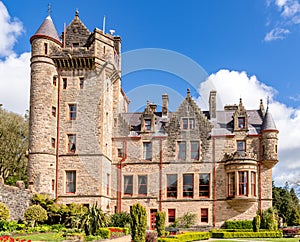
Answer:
[0,194,298,242]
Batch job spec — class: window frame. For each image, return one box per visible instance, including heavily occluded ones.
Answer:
[177,141,186,160]
[79,77,84,89]
[183,174,194,198]
[52,106,56,117]
[237,140,246,156]
[167,174,178,198]
[143,142,152,161]
[201,208,208,223]
[251,171,256,196]
[144,119,151,131]
[191,141,200,160]
[239,171,248,196]
[69,104,77,121]
[182,118,195,130]
[238,117,245,129]
[66,170,76,193]
[67,134,76,153]
[199,173,210,197]
[107,173,110,196]
[124,175,133,196]
[63,78,67,89]
[168,209,176,223]
[138,175,147,196]
[228,172,235,197]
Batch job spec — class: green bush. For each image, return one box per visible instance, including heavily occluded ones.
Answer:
[130,203,147,242]
[211,231,282,238]
[0,202,9,221]
[24,204,48,226]
[260,207,278,230]
[174,212,197,228]
[156,211,166,237]
[109,212,131,227]
[96,227,110,238]
[157,232,210,242]
[253,215,261,232]
[224,220,253,229]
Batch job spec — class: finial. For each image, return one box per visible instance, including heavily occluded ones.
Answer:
[187,88,191,97]
[47,3,51,16]
[75,8,79,17]
[267,96,270,108]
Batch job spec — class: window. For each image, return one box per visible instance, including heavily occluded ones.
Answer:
[145,119,151,131]
[228,172,235,197]
[44,43,48,55]
[238,117,245,129]
[52,106,56,117]
[183,174,194,198]
[67,134,76,153]
[72,43,79,48]
[51,138,56,148]
[69,104,77,120]
[107,173,110,196]
[143,142,152,160]
[63,78,67,89]
[191,141,199,160]
[117,148,124,158]
[182,118,194,130]
[52,179,55,191]
[53,76,57,86]
[79,77,84,89]
[138,175,147,196]
[167,174,177,198]
[177,141,186,160]
[168,209,176,223]
[199,174,210,197]
[124,175,133,196]
[201,208,208,223]
[239,171,248,196]
[251,172,256,196]
[237,140,245,156]
[66,171,76,193]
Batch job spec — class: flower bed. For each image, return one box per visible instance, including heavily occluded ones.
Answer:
[0,236,31,242]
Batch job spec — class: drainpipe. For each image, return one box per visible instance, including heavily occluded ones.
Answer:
[55,69,62,201]
[213,137,216,228]
[259,135,262,217]
[117,140,127,213]
[159,139,163,211]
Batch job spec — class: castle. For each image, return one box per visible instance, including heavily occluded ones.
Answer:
[28,11,278,228]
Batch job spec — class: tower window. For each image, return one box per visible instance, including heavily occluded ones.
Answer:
[117,148,124,158]
[107,173,110,196]
[44,43,48,55]
[79,77,84,89]
[237,140,246,156]
[143,142,152,160]
[52,106,56,117]
[69,104,77,120]
[238,117,245,129]
[63,78,67,89]
[228,172,235,197]
[67,134,76,153]
[251,172,256,196]
[66,171,76,193]
[72,43,79,48]
[239,171,248,196]
[53,76,57,86]
[51,138,56,148]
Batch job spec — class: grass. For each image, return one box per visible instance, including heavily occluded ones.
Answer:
[209,239,299,242]
[12,232,64,241]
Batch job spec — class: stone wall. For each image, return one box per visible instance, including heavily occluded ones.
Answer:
[0,180,33,221]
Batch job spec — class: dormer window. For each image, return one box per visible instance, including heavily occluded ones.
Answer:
[238,117,245,129]
[145,119,151,131]
[182,118,194,130]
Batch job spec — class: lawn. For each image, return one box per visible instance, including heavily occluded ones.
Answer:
[209,238,299,242]
[12,232,64,241]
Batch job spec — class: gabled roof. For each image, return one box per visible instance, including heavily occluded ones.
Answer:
[30,15,61,44]
[261,108,277,131]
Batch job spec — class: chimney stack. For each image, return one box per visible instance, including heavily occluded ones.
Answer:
[209,90,217,119]
[162,94,169,117]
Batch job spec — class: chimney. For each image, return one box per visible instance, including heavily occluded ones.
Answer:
[209,90,217,119]
[162,93,169,117]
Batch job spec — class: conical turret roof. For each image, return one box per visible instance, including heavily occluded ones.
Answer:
[261,107,277,131]
[30,15,61,45]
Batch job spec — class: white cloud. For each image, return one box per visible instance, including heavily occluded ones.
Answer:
[198,69,300,187]
[264,27,290,41]
[0,1,23,57]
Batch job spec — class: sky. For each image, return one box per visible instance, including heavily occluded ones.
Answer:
[0,0,300,188]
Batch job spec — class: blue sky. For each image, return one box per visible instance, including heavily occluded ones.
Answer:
[0,0,300,187]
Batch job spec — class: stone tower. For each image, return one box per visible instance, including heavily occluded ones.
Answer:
[28,11,127,210]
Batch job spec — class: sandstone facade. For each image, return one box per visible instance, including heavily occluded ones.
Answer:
[28,12,279,228]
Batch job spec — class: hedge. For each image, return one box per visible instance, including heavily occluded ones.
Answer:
[211,231,283,238]
[224,220,253,229]
[157,232,210,242]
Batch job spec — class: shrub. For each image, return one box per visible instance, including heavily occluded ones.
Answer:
[211,231,282,238]
[282,227,300,237]
[109,211,131,227]
[174,212,197,228]
[146,230,157,242]
[224,220,253,229]
[130,203,147,242]
[24,205,47,226]
[96,227,110,239]
[260,207,278,230]
[253,215,260,232]
[157,232,210,241]
[156,211,166,237]
[0,203,9,221]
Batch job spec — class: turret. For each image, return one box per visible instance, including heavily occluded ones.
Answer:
[28,14,62,195]
[261,107,278,168]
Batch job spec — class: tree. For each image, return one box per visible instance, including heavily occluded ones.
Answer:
[156,211,166,237]
[130,203,147,242]
[24,205,48,226]
[0,107,28,185]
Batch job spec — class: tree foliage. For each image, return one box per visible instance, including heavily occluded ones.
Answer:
[156,211,166,237]
[272,181,300,226]
[24,205,48,226]
[0,202,10,221]
[130,203,147,242]
[0,107,28,185]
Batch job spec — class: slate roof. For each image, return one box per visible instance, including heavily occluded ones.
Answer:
[30,16,60,44]
[261,108,277,131]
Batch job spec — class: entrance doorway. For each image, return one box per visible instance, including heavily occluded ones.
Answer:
[150,209,157,230]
